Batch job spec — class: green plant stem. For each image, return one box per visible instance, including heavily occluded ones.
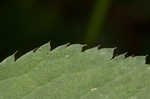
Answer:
[84,0,112,46]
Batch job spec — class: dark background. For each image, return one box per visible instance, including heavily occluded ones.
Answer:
[0,0,150,63]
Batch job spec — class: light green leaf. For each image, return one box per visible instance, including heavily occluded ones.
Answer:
[0,43,149,99]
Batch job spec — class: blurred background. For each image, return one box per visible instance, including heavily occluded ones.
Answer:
[0,0,150,63]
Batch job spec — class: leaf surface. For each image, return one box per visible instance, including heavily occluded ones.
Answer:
[0,43,149,99]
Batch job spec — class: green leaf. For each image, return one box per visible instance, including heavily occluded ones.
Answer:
[0,43,149,99]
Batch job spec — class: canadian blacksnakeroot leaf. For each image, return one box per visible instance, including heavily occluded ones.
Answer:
[0,42,149,99]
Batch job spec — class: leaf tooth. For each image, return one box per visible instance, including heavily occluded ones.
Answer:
[0,52,16,67]
[34,42,51,53]
[84,47,114,61]
[66,44,85,53]
[51,43,69,53]
[84,46,99,53]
